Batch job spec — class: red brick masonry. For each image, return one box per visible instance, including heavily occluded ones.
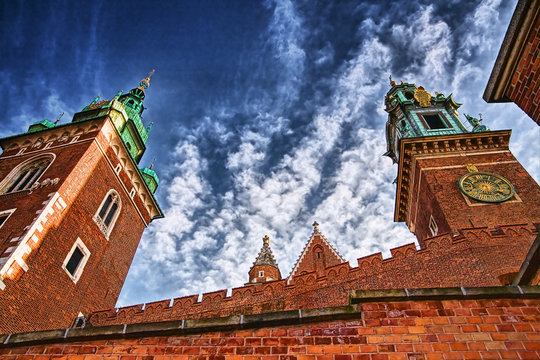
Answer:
[89,224,537,327]
[1,286,539,360]
[506,11,540,124]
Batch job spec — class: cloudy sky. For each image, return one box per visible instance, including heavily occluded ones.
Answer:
[1,0,538,307]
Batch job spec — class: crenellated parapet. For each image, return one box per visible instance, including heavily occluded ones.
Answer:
[89,223,537,327]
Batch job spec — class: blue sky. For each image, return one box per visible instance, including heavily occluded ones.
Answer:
[1,0,538,307]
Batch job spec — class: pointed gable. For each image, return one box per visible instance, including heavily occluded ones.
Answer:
[288,222,345,279]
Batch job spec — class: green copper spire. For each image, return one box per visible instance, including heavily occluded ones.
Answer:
[383,80,489,163]
[140,166,159,194]
[73,71,156,164]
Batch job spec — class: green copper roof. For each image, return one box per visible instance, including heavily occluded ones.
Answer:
[28,119,56,133]
[140,167,159,194]
[73,73,156,164]
[383,81,490,163]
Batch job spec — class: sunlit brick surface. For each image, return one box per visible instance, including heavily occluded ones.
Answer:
[2,298,539,359]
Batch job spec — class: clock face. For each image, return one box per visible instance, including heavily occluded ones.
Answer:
[458,172,514,203]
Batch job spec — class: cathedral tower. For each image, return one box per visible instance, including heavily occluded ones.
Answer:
[0,73,163,333]
[384,80,540,248]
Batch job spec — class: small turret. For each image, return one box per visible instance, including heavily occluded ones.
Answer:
[247,235,281,284]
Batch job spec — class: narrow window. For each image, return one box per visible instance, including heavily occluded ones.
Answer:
[72,313,87,328]
[62,238,90,283]
[1,155,53,194]
[429,215,438,237]
[93,190,121,238]
[104,203,118,226]
[423,114,448,130]
[259,271,264,277]
[98,195,113,219]
[0,209,15,229]
[66,247,84,275]
[0,214,9,227]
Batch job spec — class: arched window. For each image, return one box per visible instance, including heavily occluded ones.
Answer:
[93,190,121,239]
[0,154,54,194]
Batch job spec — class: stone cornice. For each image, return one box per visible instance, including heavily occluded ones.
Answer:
[483,0,539,102]
[1,285,538,347]
[394,130,512,222]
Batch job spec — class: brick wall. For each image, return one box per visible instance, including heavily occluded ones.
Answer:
[249,265,282,284]
[505,13,540,124]
[409,150,540,245]
[1,293,539,360]
[89,224,537,327]
[0,119,152,334]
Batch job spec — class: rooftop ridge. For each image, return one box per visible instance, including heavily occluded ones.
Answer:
[88,223,537,327]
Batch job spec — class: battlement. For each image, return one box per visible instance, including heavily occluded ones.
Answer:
[89,223,537,327]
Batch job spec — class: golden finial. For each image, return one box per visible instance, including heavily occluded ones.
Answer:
[149,163,154,170]
[54,112,64,125]
[389,75,396,86]
[263,235,270,245]
[312,221,319,232]
[138,69,156,91]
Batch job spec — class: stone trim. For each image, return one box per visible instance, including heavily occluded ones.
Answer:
[0,304,360,347]
[513,232,540,285]
[350,285,540,303]
[1,285,538,347]
[483,0,539,102]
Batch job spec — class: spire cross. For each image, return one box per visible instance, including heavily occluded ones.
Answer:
[54,112,64,125]
[312,221,319,232]
[138,69,156,91]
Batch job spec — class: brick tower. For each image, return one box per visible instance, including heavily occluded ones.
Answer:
[384,79,540,280]
[247,235,281,284]
[0,73,163,333]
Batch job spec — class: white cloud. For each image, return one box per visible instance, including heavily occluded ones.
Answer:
[264,0,306,106]
[118,1,538,308]
[391,5,452,77]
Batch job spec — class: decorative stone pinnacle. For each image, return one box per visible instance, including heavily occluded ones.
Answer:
[312,221,319,232]
[251,235,279,269]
